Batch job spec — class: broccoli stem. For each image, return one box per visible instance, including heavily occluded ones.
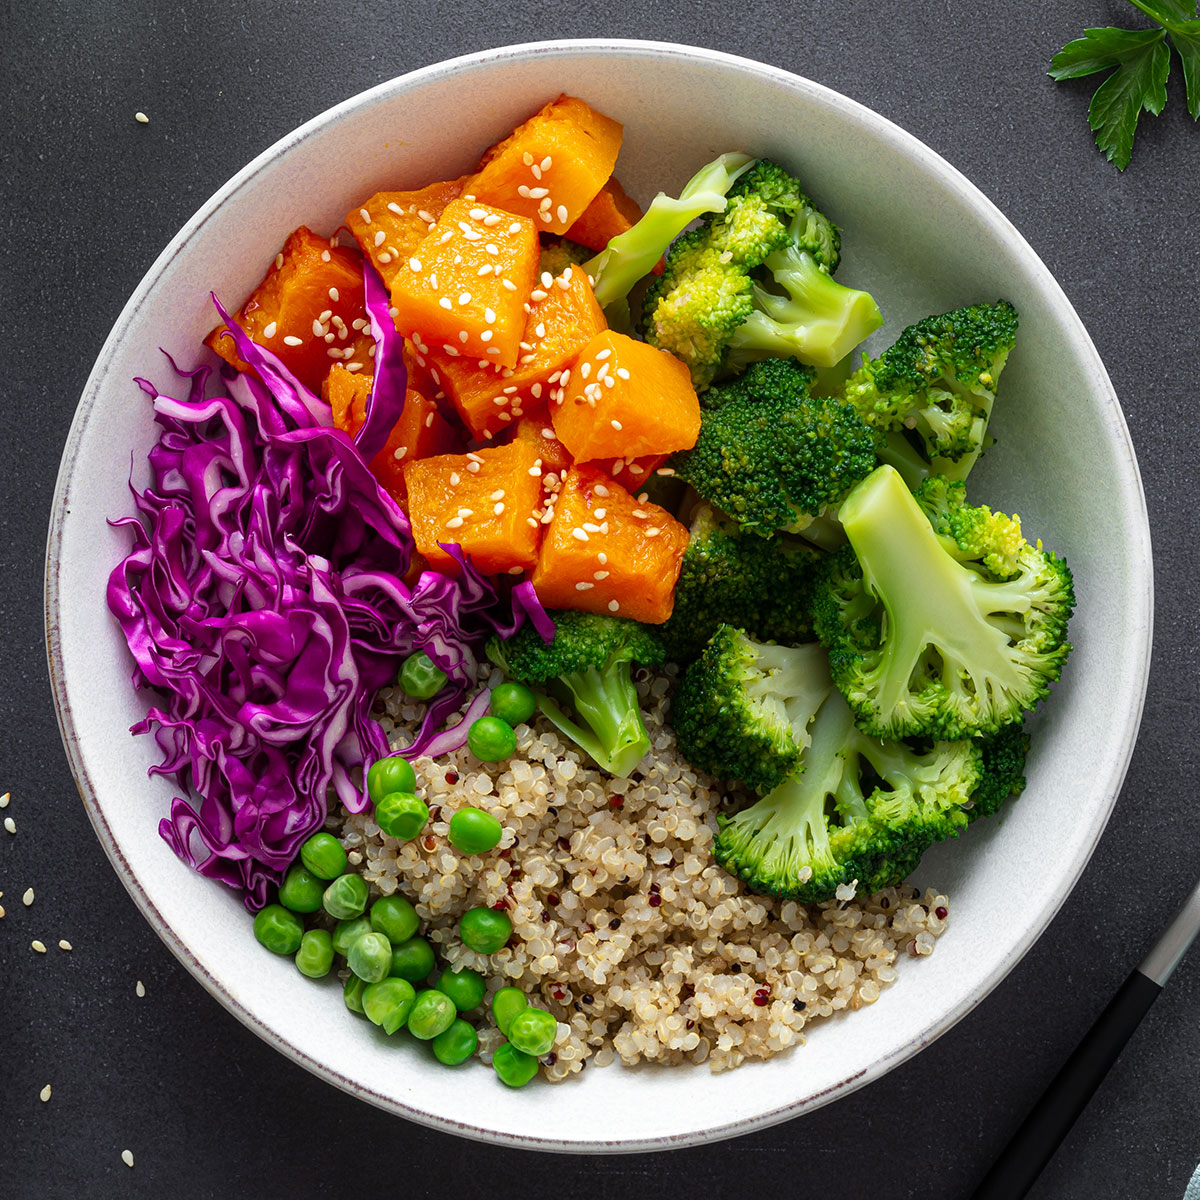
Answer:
[586,153,754,309]
[536,663,651,778]
[839,466,1027,717]
[877,429,933,491]
[729,248,883,369]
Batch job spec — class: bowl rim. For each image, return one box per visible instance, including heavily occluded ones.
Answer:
[44,37,1154,1153]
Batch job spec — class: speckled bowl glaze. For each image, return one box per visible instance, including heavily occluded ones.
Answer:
[46,41,1152,1151]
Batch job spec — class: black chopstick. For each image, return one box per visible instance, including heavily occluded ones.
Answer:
[970,877,1200,1200]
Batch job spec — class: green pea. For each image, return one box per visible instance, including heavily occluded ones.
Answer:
[253,904,303,956]
[295,929,334,979]
[323,872,369,920]
[508,1006,558,1057]
[399,651,448,700]
[370,894,420,945]
[363,977,416,1034]
[467,716,516,763]
[489,681,537,726]
[375,791,429,840]
[432,1018,478,1066]
[493,1042,538,1088]
[347,931,393,983]
[278,863,325,913]
[332,916,372,957]
[436,966,487,1013]
[298,831,348,880]
[448,807,503,856]
[491,986,528,1036]
[389,936,437,983]
[344,974,368,1015]
[459,906,512,954]
[407,989,456,1040]
[367,755,417,805]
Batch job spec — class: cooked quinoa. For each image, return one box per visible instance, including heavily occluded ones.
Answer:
[338,666,948,1079]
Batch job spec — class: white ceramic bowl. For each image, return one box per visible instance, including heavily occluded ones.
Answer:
[46,40,1152,1151]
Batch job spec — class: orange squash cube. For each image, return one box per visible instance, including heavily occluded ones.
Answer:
[426,262,606,440]
[389,197,539,370]
[514,410,572,476]
[565,177,644,251]
[403,440,544,576]
[345,176,470,290]
[551,330,701,463]
[206,227,375,393]
[469,96,623,236]
[324,365,459,506]
[530,465,688,624]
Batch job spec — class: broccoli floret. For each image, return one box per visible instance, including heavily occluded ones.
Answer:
[967,723,1030,821]
[657,503,823,662]
[670,359,878,536]
[811,465,1075,741]
[672,629,833,794]
[915,475,1025,578]
[713,687,981,903]
[486,611,665,778]
[844,300,1018,482]
[585,152,755,314]
[538,236,593,277]
[641,158,882,390]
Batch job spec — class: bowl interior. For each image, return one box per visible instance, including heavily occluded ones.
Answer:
[46,41,1151,1151]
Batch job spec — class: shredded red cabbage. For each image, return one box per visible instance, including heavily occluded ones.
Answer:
[107,276,551,909]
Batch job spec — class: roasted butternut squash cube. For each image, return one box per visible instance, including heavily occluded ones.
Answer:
[530,465,688,624]
[345,176,470,289]
[324,365,459,506]
[389,197,539,370]
[403,440,544,575]
[206,227,375,392]
[426,262,606,439]
[469,96,623,236]
[564,176,644,251]
[551,330,701,463]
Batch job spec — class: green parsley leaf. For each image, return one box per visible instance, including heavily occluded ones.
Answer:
[1050,0,1200,169]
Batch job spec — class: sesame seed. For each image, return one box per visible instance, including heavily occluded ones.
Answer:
[528,186,549,199]
[275,253,285,270]
[594,507,607,518]
[575,582,594,591]
[631,509,648,519]
[603,375,615,389]
[540,211,553,224]
[40,1085,51,1103]
[527,516,539,527]
[387,201,405,216]
[493,502,505,515]
[58,940,72,951]
[391,445,408,461]
[446,516,464,529]
[429,272,439,289]
[483,212,502,227]
[417,209,435,223]
[469,207,487,220]
[528,465,542,477]
[541,155,553,170]
[598,552,608,564]
[345,362,363,373]
[32,940,46,953]
[424,413,435,428]
[517,185,533,198]
[646,527,661,537]
[484,308,496,324]
[467,452,483,461]
[490,489,506,500]
[439,298,453,310]
[459,331,469,344]
[616,367,631,380]
[608,600,620,612]
[4,817,14,834]
[477,264,493,277]
[457,508,474,518]
[593,571,610,580]
[596,363,610,381]
[557,204,569,224]
[501,279,517,291]
[522,152,534,165]
[136,980,146,998]
[610,419,622,431]
[467,461,481,472]
[540,272,555,289]
[571,528,589,542]
[321,250,331,262]
[408,256,422,272]
[359,207,372,223]
[122,1150,134,1168]
[638,492,650,503]
[531,383,543,398]
[0,793,8,807]
[582,523,601,533]
[539,196,552,211]
[439,230,453,243]
[450,472,460,485]
[23,888,33,907]
[312,319,326,337]
[530,289,548,303]
[480,330,493,342]
[135,111,149,124]
[580,362,591,379]
[282,335,303,347]
[262,321,278,339]
[485,243,500,255]
[509,221,523,233]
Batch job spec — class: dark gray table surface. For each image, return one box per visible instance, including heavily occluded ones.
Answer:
[2,2,1197,1197]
